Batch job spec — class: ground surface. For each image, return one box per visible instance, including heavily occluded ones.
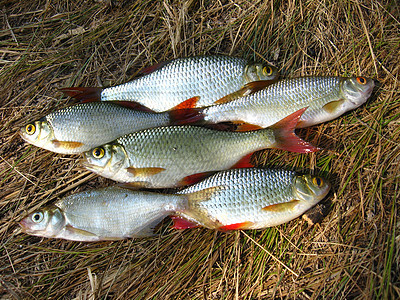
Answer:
[0,1,399,299]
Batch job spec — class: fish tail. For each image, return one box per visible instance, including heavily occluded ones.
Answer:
[268,107,320,153]
[60,87,103,102]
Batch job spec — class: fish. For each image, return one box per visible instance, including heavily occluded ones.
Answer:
[19,168,330,241]
[19,186,184,241]
[61,55,279,112]
[19,99,200,154]
[172,168,330,230]
[194,76,374,130]
[81,108,319,188]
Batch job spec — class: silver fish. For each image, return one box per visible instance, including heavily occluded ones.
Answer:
[173,168,330,230]
[62,55,278,112]
[82,109,318,188]
[200,76,374,129]
[19,186,183,241]
[19,99,199,154]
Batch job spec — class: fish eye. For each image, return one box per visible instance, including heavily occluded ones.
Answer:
[26,124,36,135]
[356,77,367,85]
[31,212,43,223]
[312,176,323,187]
[92,147,105,159]
[263,66,273,75]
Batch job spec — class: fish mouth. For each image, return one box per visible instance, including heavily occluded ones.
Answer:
[19,218,31,233]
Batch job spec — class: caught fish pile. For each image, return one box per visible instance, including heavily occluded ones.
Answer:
[19,54,374,241]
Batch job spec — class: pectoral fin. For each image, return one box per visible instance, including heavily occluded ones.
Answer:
[52,140,84,149]
[215,80,275,104]
[185,186,225,203]
[322,99,344,113]
[65,225,98,238]
[262,200,300,212]
[127,167,165,177]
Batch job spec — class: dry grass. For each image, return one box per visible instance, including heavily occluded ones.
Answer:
[1,0,399,299]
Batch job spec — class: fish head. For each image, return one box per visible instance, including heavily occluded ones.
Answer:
[244,63,278,82]
[20,118,54,149]
[19,205,66,238]
[82,143,128,178]
[293,174,330,207]
[341,76,375,108]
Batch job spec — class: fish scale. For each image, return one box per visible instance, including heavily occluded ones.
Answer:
[100,55,278,111]
[82,109,318,188]
[20,169,330,241]
[202,76,374,128]
[175,168,330,230]
[20,186,184,241]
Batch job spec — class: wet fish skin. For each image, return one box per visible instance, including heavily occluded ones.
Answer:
[19,102,174,154]
[19,186,183,241]
[202,76,375,128]
[100,55,278,111]
[82,110,318,188]
[174,168,330,230]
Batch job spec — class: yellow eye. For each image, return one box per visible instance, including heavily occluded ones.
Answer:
[263,66,273,75]
[312,176,323,187]
[356,76,367,85]
[26,124,36,135]
[92,147,105,159]
[31,211,43,223]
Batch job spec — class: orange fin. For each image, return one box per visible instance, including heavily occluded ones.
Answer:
[52,140,83,149]
[127,167,165,177]
[230,153,254,169]
[234,122,263,132]
[171,96,199,110]
[270,107,319,153]
[262,200,300,212]
[60,87,103,102]
[179,171,215,186]
[215,80,275,104]
[138,61,168,75]
[169,97,205,125]
[322,99,344,113]
[219,221,254,231]
[170,216,200,230]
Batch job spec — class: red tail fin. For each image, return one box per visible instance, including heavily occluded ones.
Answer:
[60,87,103,102]
[270,107,320,153]
[170,216,200,230]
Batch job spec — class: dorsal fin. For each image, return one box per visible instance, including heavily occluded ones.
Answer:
[138,61,168,75]
[60,87,103,102]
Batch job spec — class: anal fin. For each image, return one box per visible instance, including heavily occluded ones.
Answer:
[219,221,254,231]
[230,153,254,169]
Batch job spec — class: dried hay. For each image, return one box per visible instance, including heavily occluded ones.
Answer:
[0,0,399,299]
